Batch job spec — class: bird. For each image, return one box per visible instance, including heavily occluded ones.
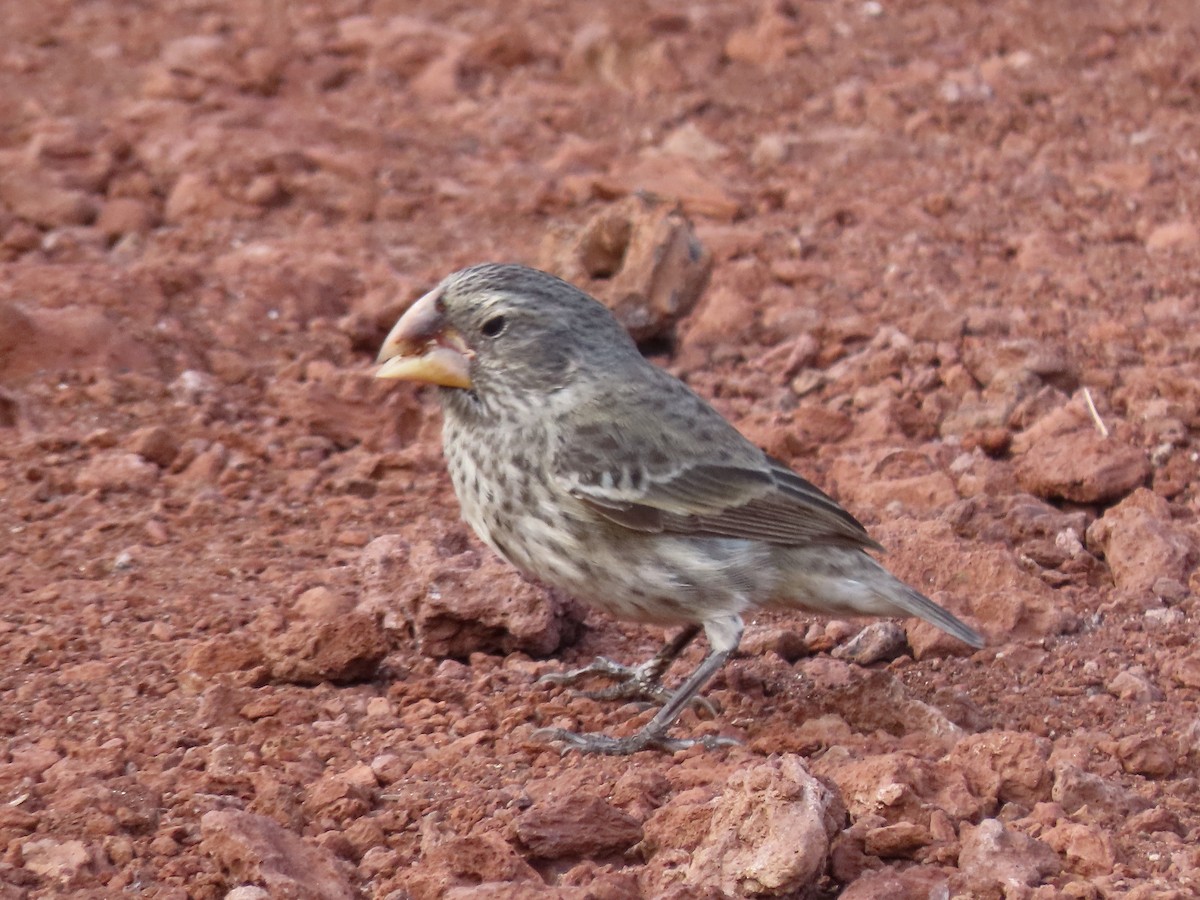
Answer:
[376,263,983,755]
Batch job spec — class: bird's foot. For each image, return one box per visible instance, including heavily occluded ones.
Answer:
[538,657,718,716]
[538,656,670,702]
[532,725,740,756]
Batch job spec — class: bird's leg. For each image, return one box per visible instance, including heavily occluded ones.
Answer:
[534,616,742,755]
[537,624,701,705]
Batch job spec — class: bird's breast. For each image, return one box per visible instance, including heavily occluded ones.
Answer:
[442,410,583,576]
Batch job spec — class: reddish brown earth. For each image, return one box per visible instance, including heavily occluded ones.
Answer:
[2,1,1200,897]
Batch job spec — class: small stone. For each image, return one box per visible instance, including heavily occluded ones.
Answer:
[20,837,92,881]
[224,887,272,900]
[1106,667,1163,703]
[685,755,842,895]
[183,634,265,679]
[364,537,583,659]
[200,810,356,900]
[660,121,727,162]
[170,369,220,403]
[128,425,180,468]
[957,819,1061,889]
[840,867,951,900]
[515,794,642,859]
[740,625,809,663]
[96,197,157,237]
[1168,651,1200,689]
[76,451,159,495]
[1040,821,1117,877]
[265,613,389,685]
[293,586,355,620]
[303,768,376,823]
[751,133,791,167]
[539,194,713,342]
[1145,220,1200,252]
[863,822,932,859]
[1016,429,1149,503]
[1051,763,1151,817]
[177,443,230,485]
[1086,488,1197,595]
[947,731,1053,809]
[832,622,908,665]
[1115,734,1176,778]
[0,170,97,228]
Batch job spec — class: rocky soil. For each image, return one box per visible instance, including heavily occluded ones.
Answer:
[2,0,1199,897]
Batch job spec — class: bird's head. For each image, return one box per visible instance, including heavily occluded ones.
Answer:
[376,264,639,402]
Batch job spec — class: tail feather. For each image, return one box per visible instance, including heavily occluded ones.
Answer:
[889,582,984,648]
[774,546,984,648]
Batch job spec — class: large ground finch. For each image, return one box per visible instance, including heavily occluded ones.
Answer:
[377,263,982,754]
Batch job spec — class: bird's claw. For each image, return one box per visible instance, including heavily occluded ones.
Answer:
[538,657,719,717]
[532,726,740,756]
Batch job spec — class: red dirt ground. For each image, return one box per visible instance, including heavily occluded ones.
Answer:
[2,1,1199,897]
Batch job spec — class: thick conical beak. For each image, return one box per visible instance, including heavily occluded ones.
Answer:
[375,286,473,389]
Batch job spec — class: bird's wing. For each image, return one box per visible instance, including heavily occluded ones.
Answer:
[552,374,881,551]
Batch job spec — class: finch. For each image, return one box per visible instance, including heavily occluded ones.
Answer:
[376,263,983,754]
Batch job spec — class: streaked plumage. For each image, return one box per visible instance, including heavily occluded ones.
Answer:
[377,263,983,754]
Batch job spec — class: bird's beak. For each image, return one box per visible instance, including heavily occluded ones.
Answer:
[375,286,473,388]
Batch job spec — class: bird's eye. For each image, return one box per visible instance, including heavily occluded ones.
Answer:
[481,315,507,337]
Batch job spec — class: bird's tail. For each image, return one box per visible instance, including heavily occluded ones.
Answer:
[887,580,984,648]
[772,546,984,648]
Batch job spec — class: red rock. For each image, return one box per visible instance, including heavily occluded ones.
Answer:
[946,731,1052,809]
[1015,428,1149,503]
[862,821,932,859]
[403,833,540,897]
[163,172,223,221]
[683,283,758,351]
[602,153,742,222]
[0,303,153,380]
[1168,651,1200,689]
[739,624,810,663]
[175,442,230,485]
[293,586,356,620]
[265,612,389,685]
[683,755,842,895]
[956,819,1061,889]
[182,634,265,679]
[724,4,801,70]
[364,535,583,659]
[831,621,907,665]
[1145,220,1200,252]
[96,197,158,237]
[127,425,180,468]
[0,168,97,227]
[20,837,93,883]
[1040,821,1116,876]
[1051,763,1151,817]
[1106,667,1163,703]
[1115,734,1176,778]
[840,867,951,900]
[639,784,720,858]
[200,810,356,900]
[515,793,642,859]
[76,451,159,495]
[610,768,672,820]
[1086,488,1197,594]
[539,194,713,342]
[303,767,377,823]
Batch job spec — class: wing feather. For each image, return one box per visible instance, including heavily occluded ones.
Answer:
[553,374,880,551]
